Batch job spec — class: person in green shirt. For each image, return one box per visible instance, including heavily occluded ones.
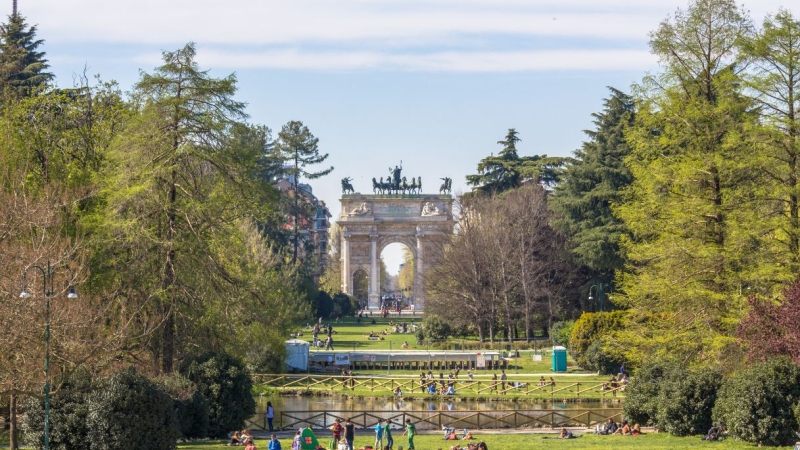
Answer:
[402,419,416,450]
[384,419,393,449]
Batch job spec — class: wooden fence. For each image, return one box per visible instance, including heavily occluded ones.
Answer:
[245,409,623,432]
[253,374,625,399]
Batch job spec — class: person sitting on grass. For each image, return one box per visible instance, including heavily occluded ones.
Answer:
[463,430,473,440]
[539,376,546,386]
[597,418,617,435]
[401,341,409,349]
[631,423,642,435]
[701,424,724,441]
[394,386,403,396]
[614,420,631,435]
[245,440,257,450]
[241,430,253,444]
[558,428,573,439]
[446,384,456,395]
[229,431,242,446]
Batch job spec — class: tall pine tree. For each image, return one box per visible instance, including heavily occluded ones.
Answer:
[467,128,569,195]
[739,10,800,285]
[552,87,634,288]
[615,0,757,365]
[0,10,52,98]
[272,120,333,263]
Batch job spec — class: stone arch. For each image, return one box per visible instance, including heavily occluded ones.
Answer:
[338,194,454,310]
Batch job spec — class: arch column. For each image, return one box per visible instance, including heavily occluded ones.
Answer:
[368,233,380,309]
[414,229,424,310]
[341,233,352,295]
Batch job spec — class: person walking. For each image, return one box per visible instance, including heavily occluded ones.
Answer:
[384,419,394,449]
[491,373,498,393]
[266,401,275,431]
[402,419,416,450]
[500,370,508,394]
[374,418,385,450]
[326,336,335,350]
[344,418,356,450]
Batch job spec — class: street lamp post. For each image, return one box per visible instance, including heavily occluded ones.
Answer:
[588,283,613,324]
[20,261,77,450]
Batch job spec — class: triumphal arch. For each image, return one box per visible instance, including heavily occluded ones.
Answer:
[338,166,454,310]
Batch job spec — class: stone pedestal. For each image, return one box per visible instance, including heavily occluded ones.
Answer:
[368,294,381,310]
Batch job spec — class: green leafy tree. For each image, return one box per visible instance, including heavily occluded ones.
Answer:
[615,0,757,365]
[0,11,52,98]
[739,10,800,283]
[97,43,292,373]
[551,87,634,287]
[466,128,568,195]
[272,120,333,262]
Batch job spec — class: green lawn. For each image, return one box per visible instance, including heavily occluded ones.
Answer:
[178,433,793,449]
[296,317,590,375]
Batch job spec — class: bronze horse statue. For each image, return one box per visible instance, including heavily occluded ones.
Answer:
[342,177,355,194]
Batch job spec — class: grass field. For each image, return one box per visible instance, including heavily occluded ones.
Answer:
[296,318,590,376]
[299,317,557,354]
[178,432,794,449]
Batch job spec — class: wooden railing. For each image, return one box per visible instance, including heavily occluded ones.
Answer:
[245,409,623,432]
[253,374,626,399]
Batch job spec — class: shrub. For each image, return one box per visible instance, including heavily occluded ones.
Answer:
[623,359,675,426]
[655,367,721,436]
[312,290,334,319]
[22,371,94,450]
[549,320,574,347]
[332,293,356,317]
[86,369,179,450]
[157,373,210,440]
[180,352,255,438]
[582,338,625,375]
[713,357,800,446]
[569,311,626,367]
[175,391,210,440]
[421,314,452,341]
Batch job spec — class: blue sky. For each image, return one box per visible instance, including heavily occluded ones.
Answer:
[26,0,792,274]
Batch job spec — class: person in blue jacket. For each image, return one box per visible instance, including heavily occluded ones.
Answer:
[268,434,282,450]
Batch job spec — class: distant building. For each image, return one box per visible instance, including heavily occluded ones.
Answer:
[274,169,331,276]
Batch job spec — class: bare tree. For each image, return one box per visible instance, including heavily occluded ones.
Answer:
[427,185,576,343]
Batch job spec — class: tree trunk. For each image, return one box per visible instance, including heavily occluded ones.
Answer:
[9,392,17,450]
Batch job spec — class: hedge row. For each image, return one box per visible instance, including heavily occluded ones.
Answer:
[22,352,255,450]
[624,357,800,446]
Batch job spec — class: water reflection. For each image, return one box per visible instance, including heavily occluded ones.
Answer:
[249,396,620,431]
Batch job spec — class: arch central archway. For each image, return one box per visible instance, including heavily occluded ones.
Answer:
[338,194,453,310]
[380,242,415,309]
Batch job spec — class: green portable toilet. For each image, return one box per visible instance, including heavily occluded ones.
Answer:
[552,346,567,372]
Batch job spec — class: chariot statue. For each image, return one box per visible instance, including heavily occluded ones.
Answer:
[341,177,355,194]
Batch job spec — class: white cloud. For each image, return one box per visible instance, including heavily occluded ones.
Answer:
[23,0,793,46]
[184,48,657,72]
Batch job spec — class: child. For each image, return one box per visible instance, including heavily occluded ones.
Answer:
[375,418,385,450]
[403,419,416,450]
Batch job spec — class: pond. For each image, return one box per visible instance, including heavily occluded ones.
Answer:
[249,396,623,431]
